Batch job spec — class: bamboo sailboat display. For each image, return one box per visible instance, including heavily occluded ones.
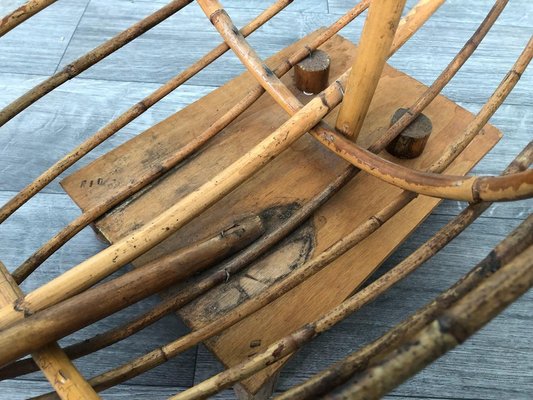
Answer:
[0,0,531,398]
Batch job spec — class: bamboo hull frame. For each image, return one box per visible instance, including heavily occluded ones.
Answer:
[0,0,531,398]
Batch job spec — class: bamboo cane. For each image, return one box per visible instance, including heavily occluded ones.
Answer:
[201,0,533,203]
[0,216,264,367]
[328,242,533,400]
[0,0,292,228]
[276,144,533,400]
[9,0,296,283]
[0,0,57,37]
[0,0,194,128]
[334,0,407,140]
[0,262,99,399]
[168,145,533,400]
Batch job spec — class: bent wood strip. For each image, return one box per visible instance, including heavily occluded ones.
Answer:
[8,0,294,282]
[0,262,99,399]
[0,0,56,37]
[334,0,406,140]
[169,144,533,400]
[0,0,193,128]
[0,216,264,367]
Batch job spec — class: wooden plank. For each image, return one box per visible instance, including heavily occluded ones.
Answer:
[0,0,89,76]
[62,31,501,396]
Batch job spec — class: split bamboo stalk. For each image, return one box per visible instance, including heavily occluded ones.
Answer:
[0,0,193,128]
[334,0,407,140]
[0,0,292,228]
[329,242,533,400]
[9,0,295,283]
[0,0,56,37]
[276,143,533,400]
[0,262,99,399]
[0,216,264,367]
[169,145,533,400]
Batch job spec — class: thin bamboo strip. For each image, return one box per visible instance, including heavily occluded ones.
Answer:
[0,217,264,367]
[0,0,291,228]
[0,262,99,399]
[276,143,533,400]
[0,2,374,378]
[201,0,533,203]
[169,144,533,400]
[0,0,194,128]
[8,0,295,283]
[334,0,407,140]
[0,0,56,37]
[328,242,533,400]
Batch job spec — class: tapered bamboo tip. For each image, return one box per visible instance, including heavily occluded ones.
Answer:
[386,108,432,159]
[294,49,330,94]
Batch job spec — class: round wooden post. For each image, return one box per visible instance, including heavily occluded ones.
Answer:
[386,108,432,158]
[294,49,330,94]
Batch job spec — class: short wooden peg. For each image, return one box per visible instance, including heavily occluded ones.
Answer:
[294,49,330,94]
[386,108,432,159]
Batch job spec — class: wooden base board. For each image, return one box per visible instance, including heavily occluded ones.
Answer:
[61,31,501,397]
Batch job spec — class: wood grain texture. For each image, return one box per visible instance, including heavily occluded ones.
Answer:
[0,0,531,398]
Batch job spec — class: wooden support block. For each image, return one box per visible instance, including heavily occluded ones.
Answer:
[386,107,433,158]
[294,49,330,94]
[62,32,501,398]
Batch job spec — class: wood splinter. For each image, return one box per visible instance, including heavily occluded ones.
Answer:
[294,49,331,94]
[386,107,432,158]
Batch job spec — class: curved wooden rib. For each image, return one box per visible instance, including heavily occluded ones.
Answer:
[9,0,296,283]
[0,0,57,37]
[0,0,193,128]
[0,263,99,399]
[169,142,533,400]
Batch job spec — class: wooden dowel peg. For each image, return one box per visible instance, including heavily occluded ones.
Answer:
[294,49,331,94]
[386,108,432,159]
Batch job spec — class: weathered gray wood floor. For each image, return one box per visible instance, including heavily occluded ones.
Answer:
[0,0,531,398]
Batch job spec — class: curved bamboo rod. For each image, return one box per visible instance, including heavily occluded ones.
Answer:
[0,0,194,128]
[9,0,296,283]
[276,144,533,400]
[0,216,264,367]
[0,263,99,399]
[0,0,57,37]
[0,0,292,228]
[328,242,533,400]
[334,0,407,140]
[168,143,533,400]
[201,0,533,203]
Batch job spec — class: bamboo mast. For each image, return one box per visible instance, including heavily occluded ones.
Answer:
[0,0,57,37]
[168,145,533,400]
[329,243,533,400]
[0,0,194,128]
[0,0,292,227]
[334,0,407,140]
[0,262,99,399]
